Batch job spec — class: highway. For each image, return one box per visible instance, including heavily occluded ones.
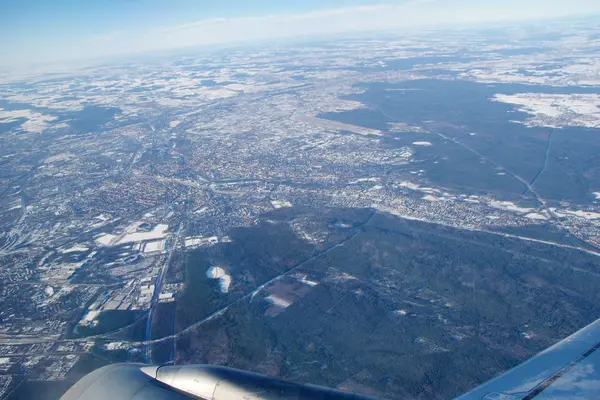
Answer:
[144,221,182,361]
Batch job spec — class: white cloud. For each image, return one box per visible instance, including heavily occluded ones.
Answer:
[88,31,123,44]
[7,0,600,68]
[105,0,600,55]
[163,4,399,33]
[160,18,229,34]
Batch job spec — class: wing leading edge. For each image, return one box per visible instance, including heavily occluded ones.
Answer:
[60,363,380,400]
[455,317,600,400]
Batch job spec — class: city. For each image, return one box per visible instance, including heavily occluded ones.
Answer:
[1,18,600,399]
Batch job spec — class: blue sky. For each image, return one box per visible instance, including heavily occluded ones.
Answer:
[1,0,600,68]
[1,0,384,35]
[1,0,387,48]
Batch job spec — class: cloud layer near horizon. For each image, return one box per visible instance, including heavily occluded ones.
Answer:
[6,0,600,68]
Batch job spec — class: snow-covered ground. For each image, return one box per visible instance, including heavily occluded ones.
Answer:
[492,93,600,128]
[206,266,231,293]
[297,274,319,287]
[117,224,168,245]
[0,108,59,133]
[184,236,218,248]
[61,245,90,253]
[399,181,440,194]
[265,294,292,308]
[563,210,600,220]
[95,233,117,246]
[525,212,548,220]
[462,195,480,204]
[423,194,440,202]
[143,240,166,253]
[489,200,535,214]
[349,177,379,184]
[271,200,293,209]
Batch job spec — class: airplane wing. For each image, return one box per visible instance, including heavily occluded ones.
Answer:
[60,363,380,400]
[61,318,600,400]
[455,317,600,400]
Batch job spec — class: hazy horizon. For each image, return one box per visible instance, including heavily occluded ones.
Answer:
[2,0,600,71]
